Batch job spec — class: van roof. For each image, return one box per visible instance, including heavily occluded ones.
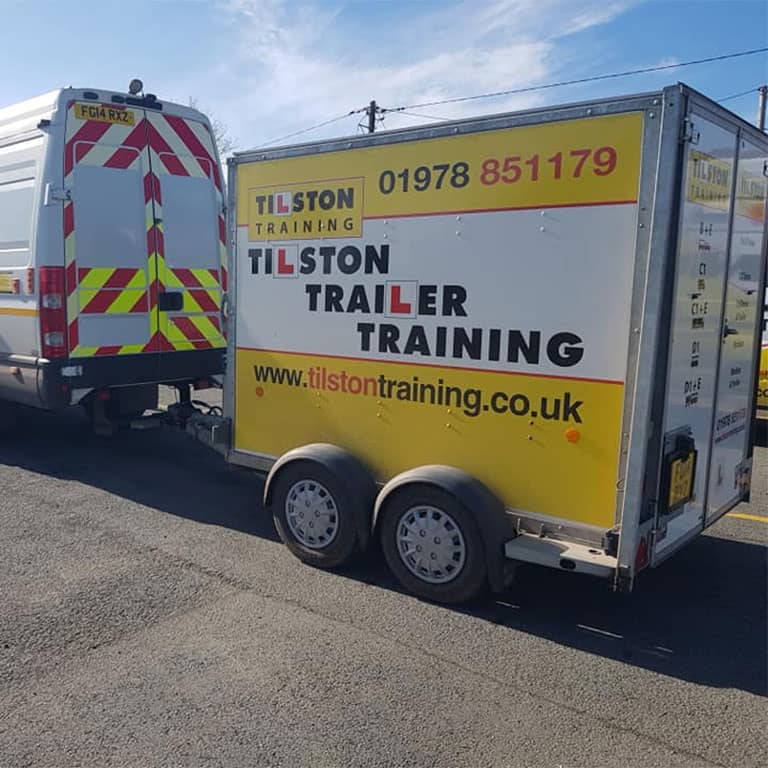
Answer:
[0,87,210,144]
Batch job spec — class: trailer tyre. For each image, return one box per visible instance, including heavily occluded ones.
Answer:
[380,485,486,604]
[271,460,360,569]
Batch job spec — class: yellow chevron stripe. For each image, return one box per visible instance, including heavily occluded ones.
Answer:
[188,268,219,288]
[78,268,114,289]
[71,345,99,357]
[78,288,148,314]
[76,268,146,290]
[117,344,147,355]
[165,314,223,344]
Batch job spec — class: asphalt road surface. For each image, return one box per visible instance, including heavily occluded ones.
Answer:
[0,398,765,768]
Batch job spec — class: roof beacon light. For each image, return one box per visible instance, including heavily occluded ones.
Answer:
[128,78,143,96]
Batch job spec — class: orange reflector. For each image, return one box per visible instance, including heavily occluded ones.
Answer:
[565,428,581,443]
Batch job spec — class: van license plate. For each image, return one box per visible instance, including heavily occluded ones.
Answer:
[668,454,695,509]
[73,103,135,127]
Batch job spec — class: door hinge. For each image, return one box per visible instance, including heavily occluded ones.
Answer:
[763,160,768,178]
[681,118,699,145]
[43,183,71,205]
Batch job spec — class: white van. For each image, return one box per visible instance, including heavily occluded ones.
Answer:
[0,86,226,426]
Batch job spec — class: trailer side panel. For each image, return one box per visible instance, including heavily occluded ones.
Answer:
[231,111,646,530]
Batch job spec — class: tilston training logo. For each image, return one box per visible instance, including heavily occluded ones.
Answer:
[248,178,364,241]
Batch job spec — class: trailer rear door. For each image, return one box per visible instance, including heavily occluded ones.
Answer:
[652,109,765,564]
[705,138,767,521]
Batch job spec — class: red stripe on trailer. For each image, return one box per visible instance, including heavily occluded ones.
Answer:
[129,293,149,313]
[208,314,221,332]
[152,173,162,205]
[172,268,203,287]
[218,215,226,244]
[189,289,218,313]
[146,226,165,258]
[146,122,189,176]
[143,330,174,353]
[102,120,148,169]
[64,203,74,238]
[68,319,79,351]
[77,267,92,282]
[143,172,162,205]
[80,290,119,315]
[208,268,219,282]
[164,115,221,189]
[171,316,203,342]
[94,346,121,356]
[103,268,140,289]
[64,120,112,176]
[66,261,78,297]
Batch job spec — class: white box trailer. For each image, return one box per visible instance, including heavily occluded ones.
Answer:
[0,87,227,426]
[192,84,767,604]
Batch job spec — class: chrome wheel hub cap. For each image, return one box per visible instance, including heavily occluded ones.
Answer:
[396,505,466,584]
[285,480,339,549]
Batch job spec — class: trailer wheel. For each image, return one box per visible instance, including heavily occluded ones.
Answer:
[271,460,360,569]
[380,485,486,604]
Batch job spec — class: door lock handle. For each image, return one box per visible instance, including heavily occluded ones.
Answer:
[158,291,183,312]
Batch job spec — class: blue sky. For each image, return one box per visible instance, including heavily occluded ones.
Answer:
[1,0,766,150]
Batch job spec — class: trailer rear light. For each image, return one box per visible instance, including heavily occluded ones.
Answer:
[634,536,649,572]
[41,293,63,309]
[43,331,65,347]
[39,266,68,359]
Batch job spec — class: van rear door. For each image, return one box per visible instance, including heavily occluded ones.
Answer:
[64,101,155,360]
[63,100,226,369]
[143,111,226,356]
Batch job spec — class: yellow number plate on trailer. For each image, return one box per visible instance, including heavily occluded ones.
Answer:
[668,454,695,509]
[73,103,135,126]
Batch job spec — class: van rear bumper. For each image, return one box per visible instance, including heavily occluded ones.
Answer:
[36,348,225,409]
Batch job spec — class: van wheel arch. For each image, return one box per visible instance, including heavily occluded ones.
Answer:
[264,443,377,554]
[374,465,514,594]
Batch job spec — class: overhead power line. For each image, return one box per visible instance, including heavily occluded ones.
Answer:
[258,46,767,145]
[261,109,365,147]
[717,86,763,103]
[382,46,768,113]
[395,110,450,122]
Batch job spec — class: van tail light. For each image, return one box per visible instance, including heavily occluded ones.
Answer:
[39,266,68,359]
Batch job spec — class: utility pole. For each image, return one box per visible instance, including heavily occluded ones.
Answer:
[758,85,767,131]
[367,100,377,133]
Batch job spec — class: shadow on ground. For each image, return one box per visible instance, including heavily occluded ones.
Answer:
[2,406,766,696]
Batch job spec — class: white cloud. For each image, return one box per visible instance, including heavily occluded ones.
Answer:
[194,0,638,150]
